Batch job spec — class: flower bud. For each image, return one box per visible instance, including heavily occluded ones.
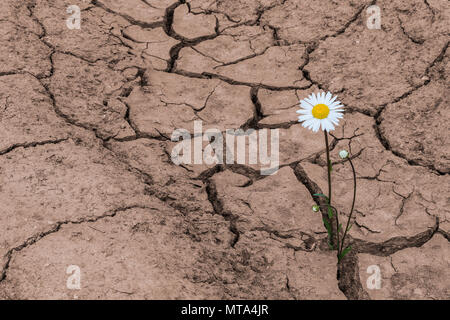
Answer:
[312,205,320,212]
[339,150,349,159]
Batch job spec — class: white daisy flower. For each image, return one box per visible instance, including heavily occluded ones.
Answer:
[297,92,344,132]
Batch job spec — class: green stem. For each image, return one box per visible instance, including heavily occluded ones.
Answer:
[324,132,332,205]
[340,156,357,254]
[324,131,339,255]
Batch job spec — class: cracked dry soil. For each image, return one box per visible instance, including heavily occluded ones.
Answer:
[0,0,448,300]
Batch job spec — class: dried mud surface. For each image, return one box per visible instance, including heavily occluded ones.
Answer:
[0,0,448,300]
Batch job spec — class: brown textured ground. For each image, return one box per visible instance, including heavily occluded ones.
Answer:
[0,0,448,300]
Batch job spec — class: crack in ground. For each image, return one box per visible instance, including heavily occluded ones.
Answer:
[423,0,436,21]
[24,3,113,142]
[300,0,377,91]
[204,178,240,247]
[25,3,161,144]
[240,87,264,130]
[0,205,152,284]
[397,15,424,45]
[0,138,69,156]
[393,190,413,226]
[285,274,296,299]
[438,229,449,242]
[91,0,164,29]
[195,162,271,185]
[212,46,271,69]
[163,1,221,72]
[251,225,318,252]
[164,1,219,43]
[186,69,314,90]
[353,218,439,256]
[373,41,449,176]
[158,1,317,89]
[336,250,370,300]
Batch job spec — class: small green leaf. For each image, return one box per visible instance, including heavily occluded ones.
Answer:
[346,223,353,232]
[338,223,343,233]
[327,160,333,172]
[313,193,329,200]
[323,218,332,235]
[327,207,334,219]
[323,218,335,250]
[339,246,352,261]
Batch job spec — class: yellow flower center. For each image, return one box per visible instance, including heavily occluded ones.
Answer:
[312,104,330,119]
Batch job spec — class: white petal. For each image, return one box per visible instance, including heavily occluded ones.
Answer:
[328,112,343,125]
[304,97,315,106]
[328,112,340,120]
[309,93,318,105]
[315,93,321,103]
[308,118,317,129]
[296,109,312,115]
[315,92,321,102]
[298,114,312,122]
[300,100,313,109]
[325,92,333,105]
[329,101,343,109]
[329,116,340,125]
[324,118,335,131]
[308,119,316,129]
[330,109,344,116]
[320,119,327,131]
[312,120,321,132]
[317,92,325,104]
[302,118,314,129]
